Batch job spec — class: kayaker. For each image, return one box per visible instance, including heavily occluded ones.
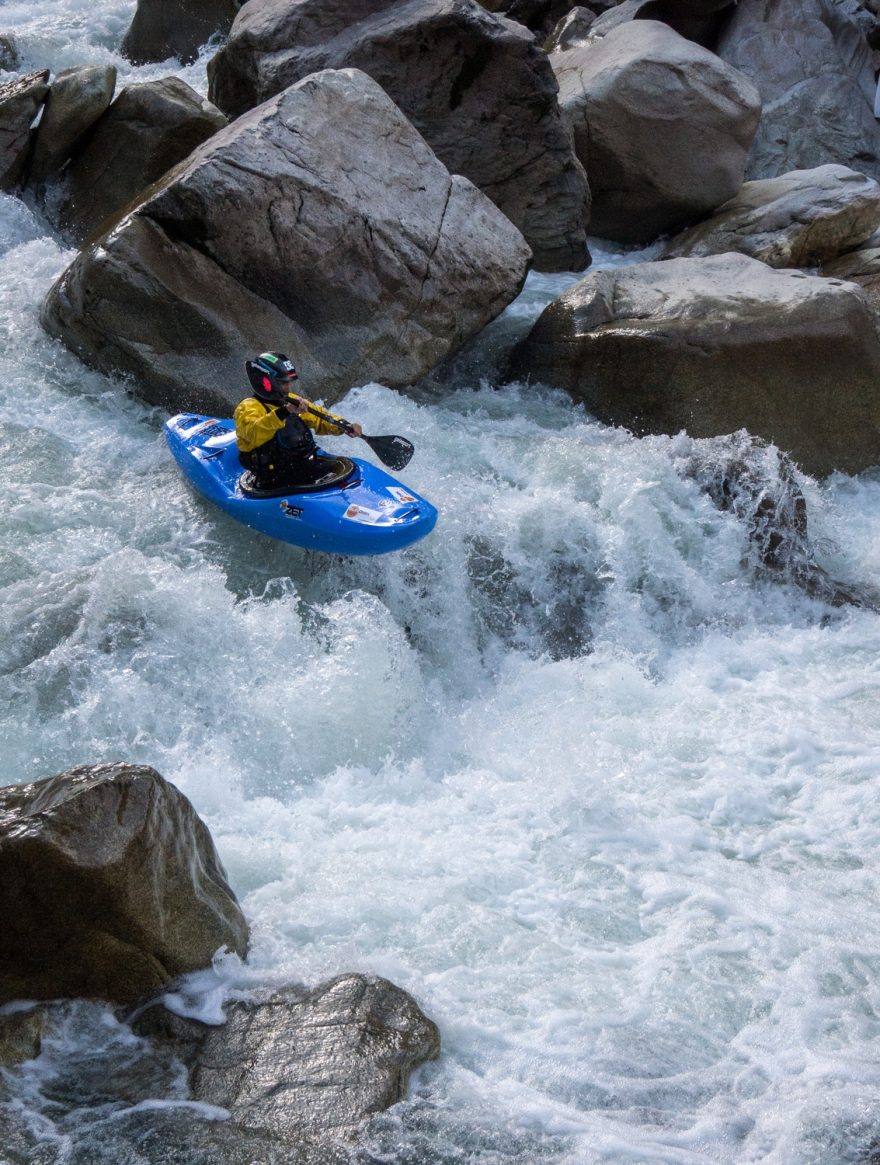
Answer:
[234,352,363,490]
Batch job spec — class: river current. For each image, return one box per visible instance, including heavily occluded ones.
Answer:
[3,5,880,1163]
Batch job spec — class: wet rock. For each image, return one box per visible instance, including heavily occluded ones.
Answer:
[122,0,242,66]
[42,68,531,414]
[717,0,880,180]
[0,763,248,1006]
[663,165,880,268]
[508,253,880,477]
[207,0,590,272]
[57,76,227,242]
[0,70,50,191]
[0,1007,45,1065]
[27,65,117,186]
[135,975,441,1140]
[0,35,20,72]
[553,21,760,243]
[545,6,598,52]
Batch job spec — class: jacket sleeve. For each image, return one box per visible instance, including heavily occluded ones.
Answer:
[234,398,285,452]
[300,401,347,437]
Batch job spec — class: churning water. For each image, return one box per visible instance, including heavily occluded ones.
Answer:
[3,7,880,1163]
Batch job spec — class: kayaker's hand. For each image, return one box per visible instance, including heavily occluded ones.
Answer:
[347,423,363,438]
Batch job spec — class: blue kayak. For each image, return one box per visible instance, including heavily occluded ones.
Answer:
[165,414,438,556]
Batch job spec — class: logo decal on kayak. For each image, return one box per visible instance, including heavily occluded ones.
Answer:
[280,502,303,518]
[387,486,415,504]
[344,503,383,524]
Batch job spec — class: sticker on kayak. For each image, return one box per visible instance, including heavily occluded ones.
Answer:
[387,486,416,504]
[344,503,384,524]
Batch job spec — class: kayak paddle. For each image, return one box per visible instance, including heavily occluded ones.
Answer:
[299,402,415,471]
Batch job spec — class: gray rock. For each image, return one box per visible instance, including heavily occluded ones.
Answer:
[57,76,227,242]
[27,65,117,186]
[135,975,440,1141]
[0,70,50,191]
[508,253,880,477]
[0,763,249,1005]
[545,6,598,52]
[553,21,761,243]
[207,0,590,272]
[584,0,734,46]
[717,0,880,180]
[0,35,20,72]
[122,0,242,66]
[663,164,880,268]
[42,68,531,414]
[822,227,880,309]
[0,1007,45,1066]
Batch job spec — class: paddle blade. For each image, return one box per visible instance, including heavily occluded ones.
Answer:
[363,433,414,470]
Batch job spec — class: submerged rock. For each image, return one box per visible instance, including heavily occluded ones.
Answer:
[0,763,249,1006]
[553,21,760,243]
[0,70,50,191]
[207,0,590,271]
[42,68,531,414]
[508,253,880,478]
[663,165,880,268]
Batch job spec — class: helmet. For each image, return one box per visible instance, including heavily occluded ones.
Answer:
[245,351,299,402]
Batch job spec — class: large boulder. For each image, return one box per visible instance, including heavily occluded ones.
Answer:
[207,0,590,272]
[717,0,880,180]
[552,21,761,243]
[56,77,227,242]
[137,976,441,1141]
[0,70,50,190]
[663,165,880,268]
[0,763,249,1006]
[42,68,531,414]
[27,65,117,187]
[122,0,242,65]
[583,0,734,46]
[508,253,880,477]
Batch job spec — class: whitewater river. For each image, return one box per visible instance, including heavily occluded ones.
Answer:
[3,6,880,1163]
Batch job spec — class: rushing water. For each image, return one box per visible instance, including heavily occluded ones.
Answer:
[3,6,880,1164]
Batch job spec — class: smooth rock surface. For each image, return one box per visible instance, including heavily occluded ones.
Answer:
[123,0,242,65]
[57,76,227,242]
[717,0,880,179]
[207,0,590,271]
[508,253,880,477]
[663,165,880,268]
[553,21,761,243]
[0,70,50,190]
[28,65,117,186]
[0,763,249,1005]
[42,68,531,414]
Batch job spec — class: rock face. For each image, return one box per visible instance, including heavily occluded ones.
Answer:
[0,71,50,190]
[207,0,590,271]
[585,0,734,46]
[508,253,880,477]
[57,77,227,242]
[717,0,880,180]
[0,763,249,1005]
[553,21,761,243]
[137,976,441,1140]
[122,0,243,65]
[27,65,117,186]
[42,68,531,415]
[663,165,880,268]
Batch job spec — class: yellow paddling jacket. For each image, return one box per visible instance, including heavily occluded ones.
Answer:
[233,397,344,453]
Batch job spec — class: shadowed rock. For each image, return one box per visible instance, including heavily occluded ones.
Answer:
[508,253,880,477]
[717,0,880,180]
[207,0,590,271]
[663,165,880,268]
[553,21,760,243]
[0,763,249,1006]
[56,76,227,242]
[0,70,50,191]
[583,0,734,46]
[27,65,116,186]
[123,0,242,65]
[42,68,531,414]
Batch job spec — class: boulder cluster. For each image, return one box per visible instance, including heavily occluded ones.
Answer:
[1,0,880,473]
